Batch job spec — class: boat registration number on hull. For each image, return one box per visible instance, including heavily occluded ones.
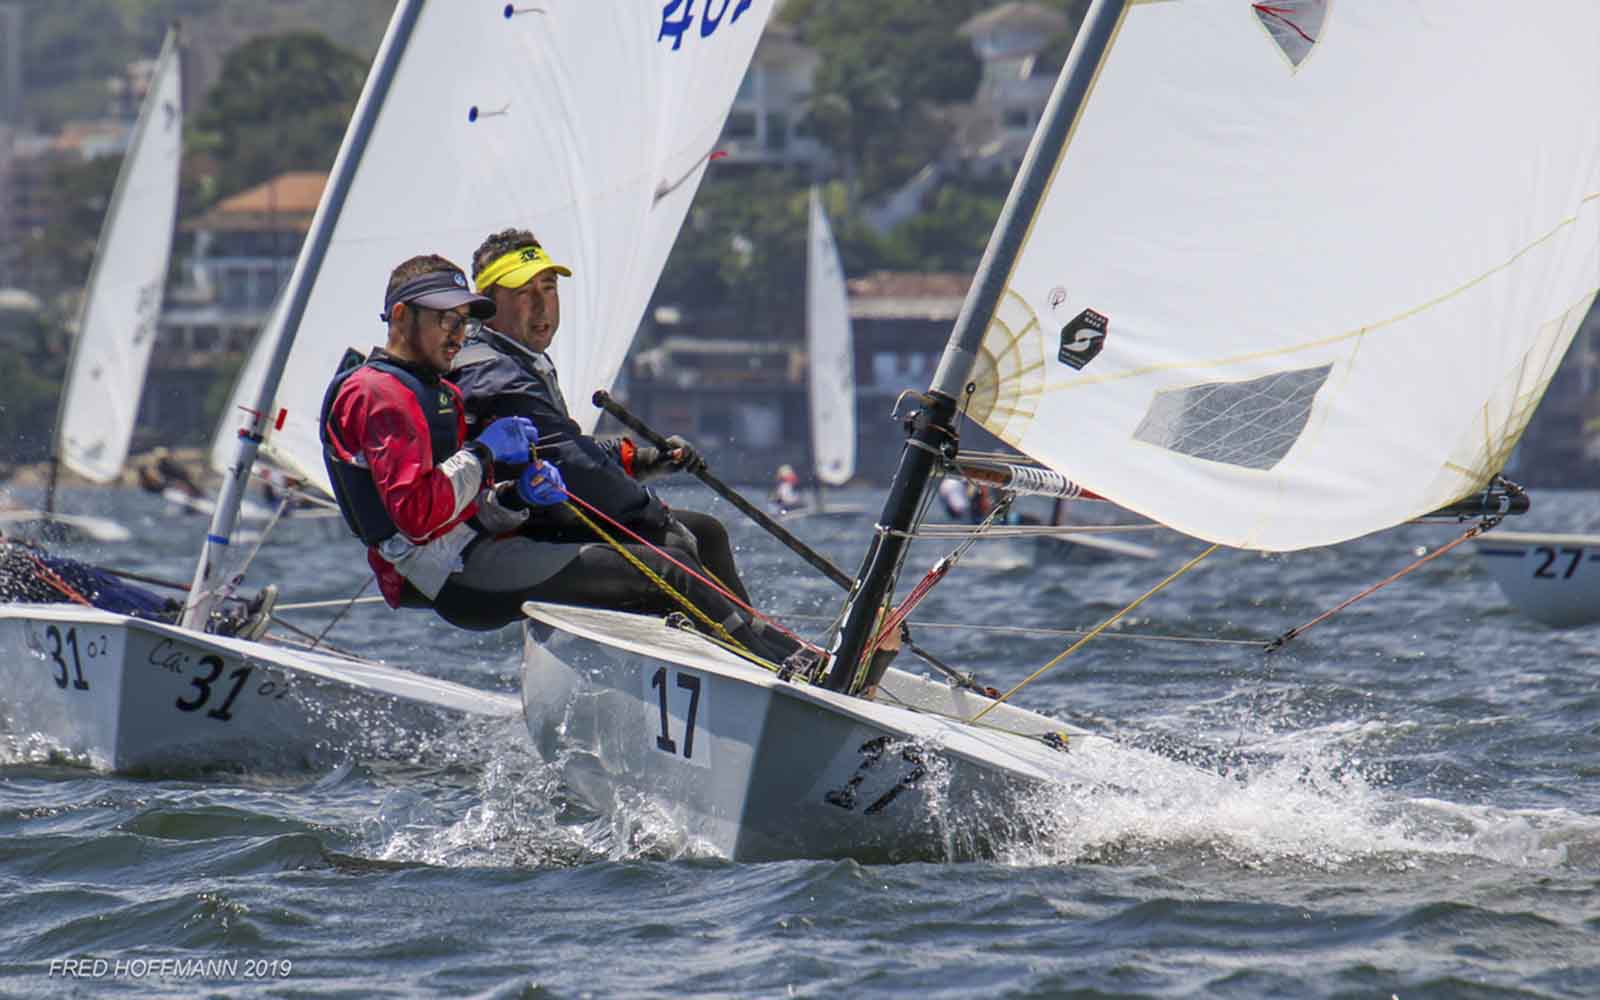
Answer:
[24,622,122,694]
[642,665,710,769]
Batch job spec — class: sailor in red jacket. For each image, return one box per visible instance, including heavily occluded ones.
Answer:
[321,254,572,628]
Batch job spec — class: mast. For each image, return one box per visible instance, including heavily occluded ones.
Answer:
[821,0,1129,692]
[179,0,424,629]
[45,25,181,515]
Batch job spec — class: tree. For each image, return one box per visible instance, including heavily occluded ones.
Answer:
[18,154,126,302]
[193,32,366,201]
[786,0,986,201]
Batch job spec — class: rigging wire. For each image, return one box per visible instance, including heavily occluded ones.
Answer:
[1263,517,1497,652]
[778,613,1268,647]
[970,543,1222,723]
[309,575,373,651]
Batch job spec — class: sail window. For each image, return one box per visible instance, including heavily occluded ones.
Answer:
[1133,364,1331,470]
[1252,1,1326,68]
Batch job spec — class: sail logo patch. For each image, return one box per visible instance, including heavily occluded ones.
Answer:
[1058,309,1108,370]
[1251,1,1326,68]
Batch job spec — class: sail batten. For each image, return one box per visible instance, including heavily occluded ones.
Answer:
[970,1,1600,550]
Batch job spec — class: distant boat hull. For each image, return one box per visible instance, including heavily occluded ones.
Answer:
[521,602,1211,862]
[774,502,869,524]
[1475,531,1600,627]
[0,605,519,773]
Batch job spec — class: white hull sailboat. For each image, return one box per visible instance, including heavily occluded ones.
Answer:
[0,605,517,772]
[6,29,183,545]
[1,2,773,772]
[519,0,1600,861]
[523,603,1206,861]
[1475,531,1600,628]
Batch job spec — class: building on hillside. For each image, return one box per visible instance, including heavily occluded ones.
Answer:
[139,171,323,448]
[621,311,810,484]
[718,20,828,174]
[0,121,132,288]
[951,2,1071,179]
[157,170,323,360]
[619,271,1024,485]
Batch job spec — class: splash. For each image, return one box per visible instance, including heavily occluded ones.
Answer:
[991,720,1600,872]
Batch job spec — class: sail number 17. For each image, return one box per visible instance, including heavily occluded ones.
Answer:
[646,666,710,768]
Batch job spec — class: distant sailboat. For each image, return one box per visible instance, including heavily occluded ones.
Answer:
[11,27,185,544]
[777,186,866,521]
[1476,531,1600,627]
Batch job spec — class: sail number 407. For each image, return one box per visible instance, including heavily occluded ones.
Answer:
[645,666,710,768]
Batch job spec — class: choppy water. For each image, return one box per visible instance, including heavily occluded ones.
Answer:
[2,483,1599,998]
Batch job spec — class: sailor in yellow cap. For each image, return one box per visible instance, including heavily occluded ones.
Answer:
[448,228,799,664]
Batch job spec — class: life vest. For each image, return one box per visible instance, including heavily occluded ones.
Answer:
[320,353,464,546]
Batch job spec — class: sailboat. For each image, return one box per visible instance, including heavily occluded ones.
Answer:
[776,187,866,522]
[519,0,1600,860]
[1475,531,1600,628]
[4,29,186,545]
[0,0,770,771]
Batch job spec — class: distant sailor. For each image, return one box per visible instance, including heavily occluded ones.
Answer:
[770,464,802,514]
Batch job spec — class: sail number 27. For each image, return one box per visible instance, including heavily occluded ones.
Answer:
[645,666,710,768]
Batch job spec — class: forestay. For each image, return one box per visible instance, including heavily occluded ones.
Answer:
[57,29,182,483]
[806,187,856,486]
[220,0,771,494]
[965,1,1600,550]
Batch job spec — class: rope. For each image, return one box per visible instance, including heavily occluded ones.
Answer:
[274,595,389,611]
[24,553,94,607]
[558,494,743,648]
[970,543,1221,723]
[309,576,372,651]
[559,488,822,656]
[780,614,1269,647]
[1264,519,1495,652]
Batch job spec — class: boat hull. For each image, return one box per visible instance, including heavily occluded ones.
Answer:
[0,605,520,773]
[1475,531,1600,627]
[521,602,1187,862]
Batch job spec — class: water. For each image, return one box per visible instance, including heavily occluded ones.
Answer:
[3,484,1599,997]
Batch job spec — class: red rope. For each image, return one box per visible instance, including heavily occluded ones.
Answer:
[868,559,952,653]
[24,553,94,608]
[558,489,820,652]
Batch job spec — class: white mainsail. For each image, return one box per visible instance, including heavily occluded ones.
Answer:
[966,1,1600,551]
[806,186,855,486]
[55,28,183,483]
[218,1,771,496]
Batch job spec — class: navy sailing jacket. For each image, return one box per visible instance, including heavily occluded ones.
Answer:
[448,328,669,532]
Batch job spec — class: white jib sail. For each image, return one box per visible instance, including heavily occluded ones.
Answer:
[806,187,855,486]
[56,29,183,483]
[968,1,1600,551]
[226,1,772,495]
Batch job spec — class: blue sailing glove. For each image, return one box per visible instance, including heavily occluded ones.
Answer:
[477,416,539,465]
[516,461,567,507]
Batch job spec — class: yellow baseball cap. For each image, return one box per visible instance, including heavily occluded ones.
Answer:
[473,245,573,292]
